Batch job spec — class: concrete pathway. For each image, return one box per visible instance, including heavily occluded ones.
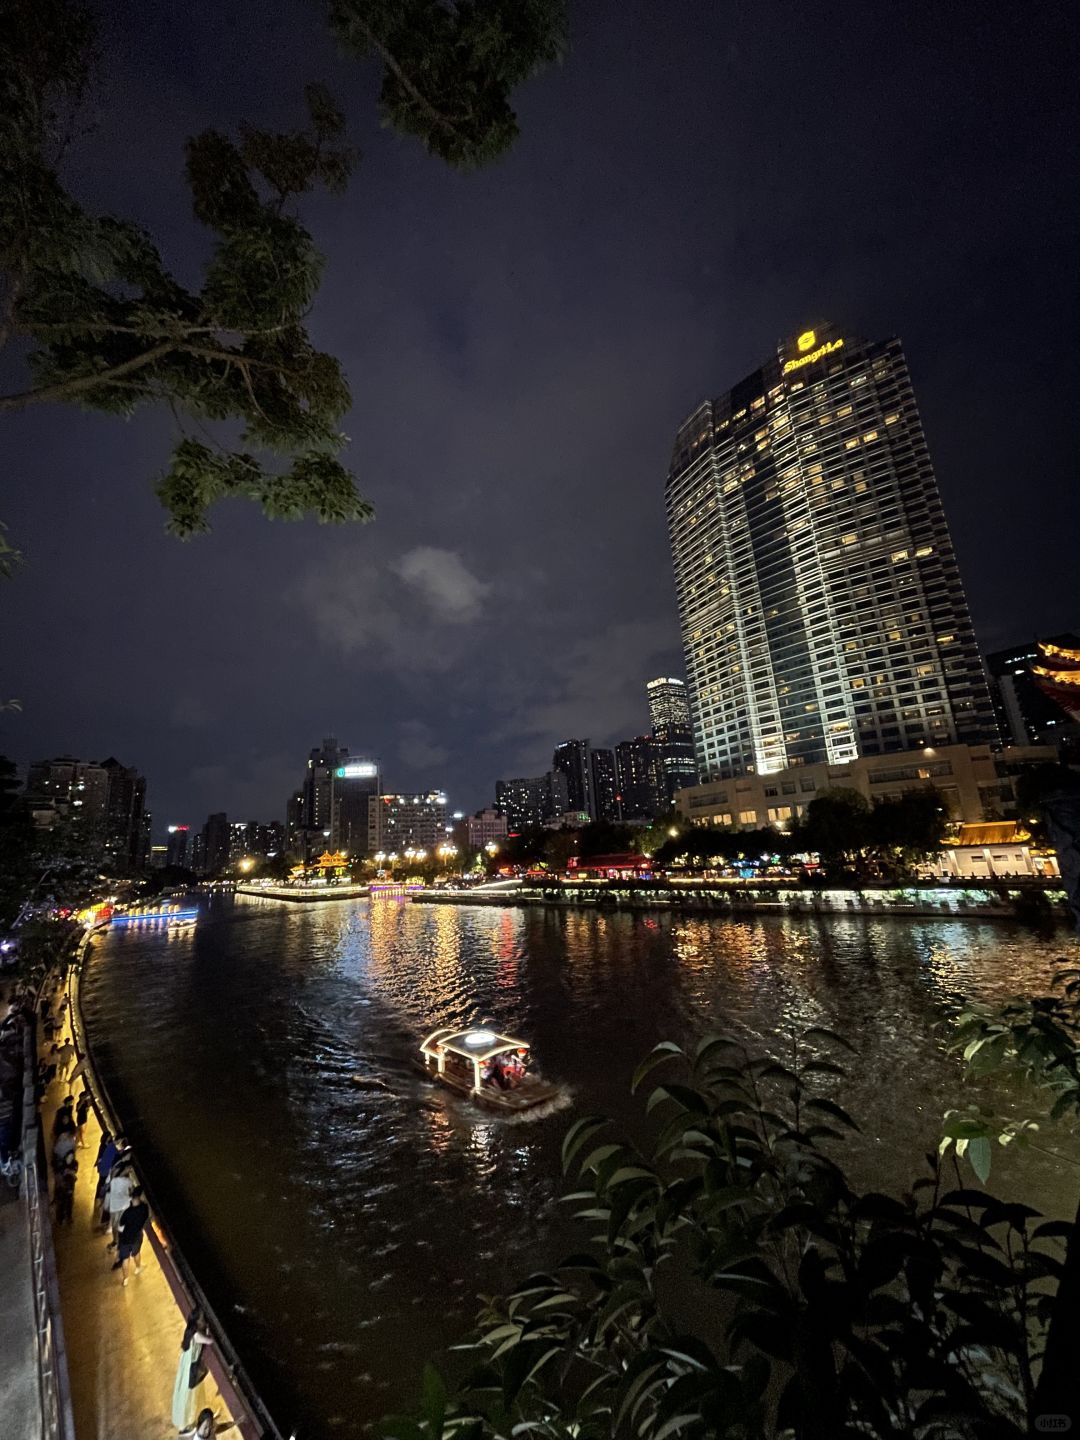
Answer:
[41,988,234,1440]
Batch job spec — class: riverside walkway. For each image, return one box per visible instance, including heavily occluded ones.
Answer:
[39,978,239,1440]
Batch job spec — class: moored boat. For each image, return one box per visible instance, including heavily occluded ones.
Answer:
[419,1026,561,1113]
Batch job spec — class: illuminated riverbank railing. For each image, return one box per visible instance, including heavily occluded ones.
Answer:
[21,1002,77,1440]
[69,935,285,1440]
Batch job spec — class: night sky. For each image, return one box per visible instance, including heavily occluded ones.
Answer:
[3,1,1078,834]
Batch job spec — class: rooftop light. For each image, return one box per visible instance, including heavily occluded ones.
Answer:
[463,1029,497,1048]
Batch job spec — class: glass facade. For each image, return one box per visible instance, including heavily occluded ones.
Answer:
[666,324,997,781]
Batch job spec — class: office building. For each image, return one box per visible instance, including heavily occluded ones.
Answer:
[368,792,449,854]
[676,741,1058,831]
[590,747,618,821]
[986,634,1080,750]
[667,322,997,782]
[495,771,569,831]
[165,825,191,868]
[466,808,508,849]
[614,737,663,820]
[302,736,348,836]
[646,677,698,804]
[201,812,230,873]
[552,740,593,817]
[100,757,149,871]
[288,739,379,857]
[25,756,111,853]
[331,757,380,855]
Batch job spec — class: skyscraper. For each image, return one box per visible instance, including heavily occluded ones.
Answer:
[646,677,698,803]
[331,758,380,855]
[494,772,568,831]
[100,757,148,871]
[667,322,997,781]
[614,737,663,820]
[590,747,618,821]
[552,740,593,818]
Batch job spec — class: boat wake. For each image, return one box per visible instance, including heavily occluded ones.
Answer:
[498,1086,575,1125]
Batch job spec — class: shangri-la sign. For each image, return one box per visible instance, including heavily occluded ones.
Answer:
[782,328,845,375]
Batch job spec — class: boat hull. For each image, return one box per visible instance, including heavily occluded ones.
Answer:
[425,1063,561,1114]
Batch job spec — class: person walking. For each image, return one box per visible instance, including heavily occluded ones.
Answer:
[52,1098,76,1142]
[112,1187,150,1285]
[172,1311,214,1430]
[54,1158,77,1225]
[104,1160,134,1249]
[55,1037,76,1081]
[52,1128,76,1172]
[94,1132,120,1223]
[75,1090,92,1148]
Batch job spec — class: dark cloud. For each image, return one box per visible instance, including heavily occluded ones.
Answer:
[2,0,1078,830]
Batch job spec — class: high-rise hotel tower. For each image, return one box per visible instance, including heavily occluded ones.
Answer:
[666,323,996,782]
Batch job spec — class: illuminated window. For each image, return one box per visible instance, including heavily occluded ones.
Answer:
[845,438,860,450]
[937,634,956,645]
[885,412,900,424]
[915,545,933,557]
[738,809,758,825]
[837,404,853,417]
[841,533,858,545]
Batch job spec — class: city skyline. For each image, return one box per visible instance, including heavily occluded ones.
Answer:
[3,2,1078,826]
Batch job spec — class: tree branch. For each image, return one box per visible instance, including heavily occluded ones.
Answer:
[354,18,466,139]
[0,339,175,411]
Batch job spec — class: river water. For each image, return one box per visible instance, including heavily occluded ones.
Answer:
[81,894,1079,1438]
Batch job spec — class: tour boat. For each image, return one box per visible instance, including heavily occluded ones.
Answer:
[419,1026,561,1114]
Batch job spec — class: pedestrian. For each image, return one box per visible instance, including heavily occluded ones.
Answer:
[54,1159,77,1225]
[52,1098,76,1141]
[171,1311,214,1430]
[52,1129,76,1171]
[112,1187,150,1285]
[75,1090,92,1148]
[55,1038,76,1080]
[94,1131,118,1220]
[104,1160,134,1248]
[178,1407,237,1437]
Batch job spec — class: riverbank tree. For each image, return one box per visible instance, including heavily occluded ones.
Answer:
[388,1026,1064,1438]
[1,0,567,538]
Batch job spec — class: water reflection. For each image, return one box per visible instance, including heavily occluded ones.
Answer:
[82,898,1079,1440]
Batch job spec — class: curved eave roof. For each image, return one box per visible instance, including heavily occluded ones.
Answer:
[421,1028,529,1063]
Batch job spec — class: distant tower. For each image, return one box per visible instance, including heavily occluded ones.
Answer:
[646,677,698,804]
[667,322,997,781]
[552,739,594,818]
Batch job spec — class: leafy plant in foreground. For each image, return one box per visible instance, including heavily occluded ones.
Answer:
[385,1029,1067,1439]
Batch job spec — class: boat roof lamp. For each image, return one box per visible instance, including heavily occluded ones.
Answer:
[420,1027,530,1063]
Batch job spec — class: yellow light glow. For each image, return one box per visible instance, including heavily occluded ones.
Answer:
[797,329,816,352]
[782,337,845,375]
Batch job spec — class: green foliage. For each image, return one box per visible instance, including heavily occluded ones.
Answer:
[406,1031,1064,1437]
[655,825,793,869]
[945,963,1080,1418]
[943,965,1080,1179]
[1,0,565,536]
[327,0,568,169]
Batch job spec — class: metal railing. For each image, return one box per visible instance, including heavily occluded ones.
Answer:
[68,937,286,1440]
[21,1018,77,1440]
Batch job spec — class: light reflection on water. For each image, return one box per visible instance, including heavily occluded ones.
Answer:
[82,895,1079,1439]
